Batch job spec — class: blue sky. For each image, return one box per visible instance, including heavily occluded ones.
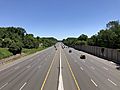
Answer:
[0,0,120,40]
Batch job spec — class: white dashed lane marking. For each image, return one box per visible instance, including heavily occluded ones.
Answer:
[103,67,108,70]
[108,79,117,86]
[0,83,8,89]
[91,79,98,87]
[80,67,83,71]
[19,82,27,90]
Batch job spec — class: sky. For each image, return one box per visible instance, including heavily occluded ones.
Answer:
[0,0,120,40]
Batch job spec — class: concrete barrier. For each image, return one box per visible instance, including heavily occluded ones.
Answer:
[73,45,120,64]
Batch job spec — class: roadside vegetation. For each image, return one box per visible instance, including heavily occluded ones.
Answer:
[0,48,13,59]
[63,20,120,49]
[0,27,57,59]
[22,46,47,55]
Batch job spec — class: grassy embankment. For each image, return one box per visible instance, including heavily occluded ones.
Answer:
[22,46,47,55]
[0,48,13,59]
[0,46,47,60]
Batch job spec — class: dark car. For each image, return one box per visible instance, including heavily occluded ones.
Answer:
[80,55,86,59]
[69,50,72,53]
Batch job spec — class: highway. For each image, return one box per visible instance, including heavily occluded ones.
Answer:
[0,43,120,90]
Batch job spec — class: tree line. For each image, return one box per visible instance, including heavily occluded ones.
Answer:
[0,27,57,55]
[63,20,120,49]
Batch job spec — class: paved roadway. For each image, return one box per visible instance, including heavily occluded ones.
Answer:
[0,43,120,90]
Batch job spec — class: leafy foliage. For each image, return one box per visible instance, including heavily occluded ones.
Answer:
[63,20,120,49]
[0,27,57,55]
[88,20,120,49]
[62,35,88,46]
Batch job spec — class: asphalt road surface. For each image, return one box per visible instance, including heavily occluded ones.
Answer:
[0,43,120,90]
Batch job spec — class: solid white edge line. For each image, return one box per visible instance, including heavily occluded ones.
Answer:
[108,79,117,86]
[58,46,64,90]
[91,79,98,87]
[0,83,8,89]
[19,82,27,90]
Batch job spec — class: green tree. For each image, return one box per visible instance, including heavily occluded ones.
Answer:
[62,37,77,46]
[74,40,87,45]
[9,40,22,55]
[23,34,35,49]
[2,38,12,48]
[0,38,2,47]
[88,35,98,46]
[78,34,88,41]
[97,29,117,48]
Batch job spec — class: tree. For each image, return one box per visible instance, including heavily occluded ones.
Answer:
[0,38,2,47]
[23,34,35,49]
[0,27,58,54]
[9,40,22,55]
[41,37,58,47]
[62,37,77,46]
[74,40,87,46]
[87,21,120,49]
[78,34,88,41]
[87,35,98,46]
[2,38,12,48]
[106,20,119,30]
[97,29,117,48]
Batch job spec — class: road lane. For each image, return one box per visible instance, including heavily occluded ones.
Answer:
[40,44,80,90]
[0,49,54,87]
[61,50,79,90]
[0,43,120,90]
[64,46,120,90]
[41,47,59,90]
[64,50,98,90]
[0,46,56,90]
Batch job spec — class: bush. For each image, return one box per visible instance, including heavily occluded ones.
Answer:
[9,41,22,55]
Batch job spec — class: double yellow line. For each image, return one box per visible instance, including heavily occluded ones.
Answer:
[40,49,80,90]
[40,51,57,90]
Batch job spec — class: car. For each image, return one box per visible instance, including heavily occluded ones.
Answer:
[69,50,72,53]
[62,46,64,49]
[54,45,56,48]
[80,54,86,59]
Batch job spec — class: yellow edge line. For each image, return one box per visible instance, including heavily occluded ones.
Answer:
[64,52,81,90]
[40,51,57,90]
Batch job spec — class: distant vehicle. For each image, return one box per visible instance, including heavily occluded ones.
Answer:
[69,50,72,53]
[80,55,86,59]
[54,45,56,48]
[54,45,57,50]
[62,46,65,49]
